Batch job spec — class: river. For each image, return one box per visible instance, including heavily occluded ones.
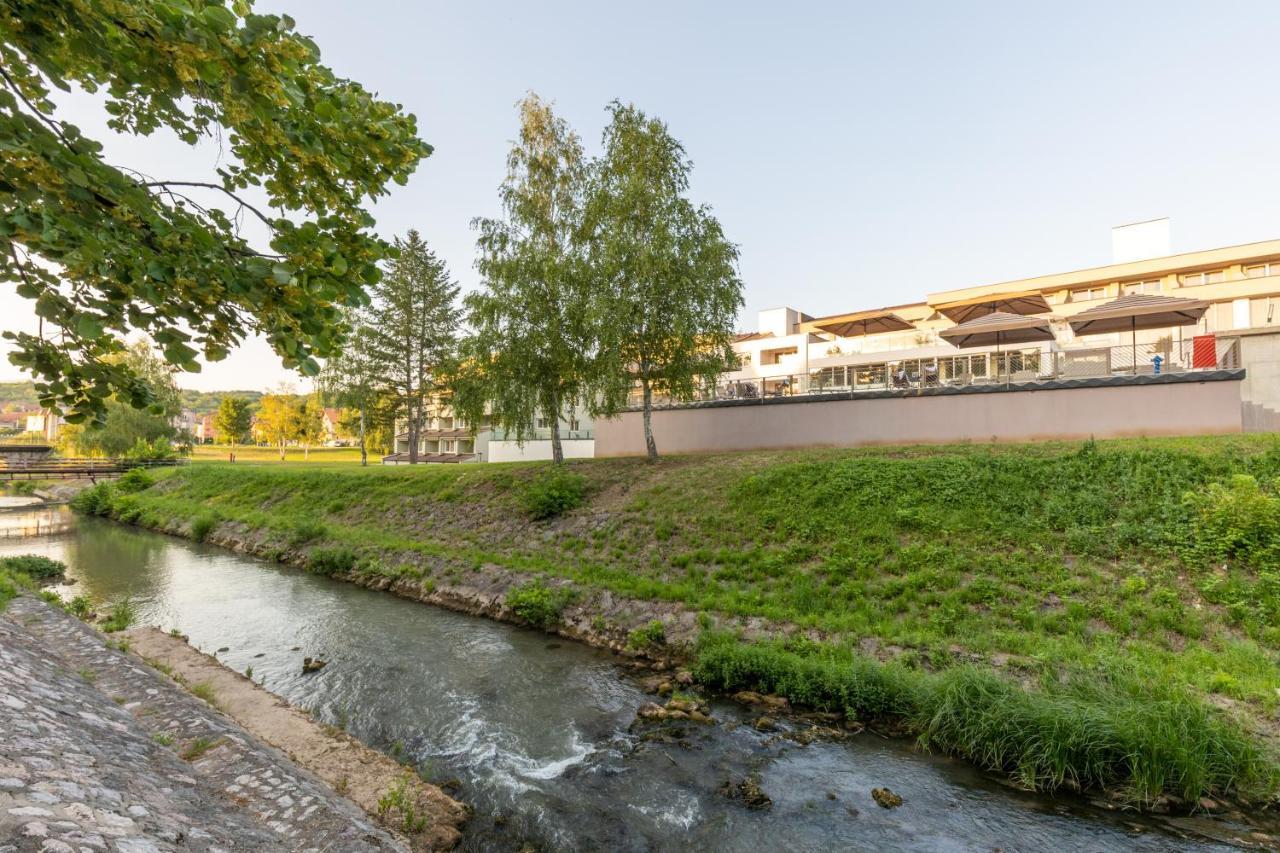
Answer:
[0,499,1256,851]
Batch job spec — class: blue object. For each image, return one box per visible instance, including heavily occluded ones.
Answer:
[1152,354,1163,375]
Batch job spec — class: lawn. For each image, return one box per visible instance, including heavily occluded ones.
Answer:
[190,444,368,464]
[73,434,1280,804]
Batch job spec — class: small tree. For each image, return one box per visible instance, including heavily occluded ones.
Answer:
[62,341,181,457]
[320,318,380,466]
[587,102,743,461]
[361,232,461,464]
[213,396,253,446]
[462,93,599,464]
[295,395,326,461]
[256,388,300,461]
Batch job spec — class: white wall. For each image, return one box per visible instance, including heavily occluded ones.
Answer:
[486,439,595,463]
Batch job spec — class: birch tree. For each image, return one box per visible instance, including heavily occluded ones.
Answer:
[362,231,460,464]
[586,102,743,461]
[461,93,600,465]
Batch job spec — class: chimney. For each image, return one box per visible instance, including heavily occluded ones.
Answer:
[1112,218,1171,264]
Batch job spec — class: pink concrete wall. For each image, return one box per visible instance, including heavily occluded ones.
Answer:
[595,380,1243,457]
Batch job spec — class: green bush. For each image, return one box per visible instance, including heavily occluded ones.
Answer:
[116,467,156,493]
[190,514,218,542]
[1182,475,1280,570]
[288,519,328,546]
[506,580,576,629]
[627,619,667,650]
[0,554,67,581]
[307,546,358,577]
[70,482,116,516]
[520,467,585,520]
[66,595,93,618]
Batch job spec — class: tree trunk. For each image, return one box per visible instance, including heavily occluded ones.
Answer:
[407,397,419,465]
[641,379,658,462]
[358,409,367,467]
[278,439,285,461]
[548,391,564,465]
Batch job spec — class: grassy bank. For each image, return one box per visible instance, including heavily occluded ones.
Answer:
[72,435,1280,805]
[190,445,365,464]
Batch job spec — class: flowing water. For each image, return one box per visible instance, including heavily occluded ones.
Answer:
[0,499,1263,851]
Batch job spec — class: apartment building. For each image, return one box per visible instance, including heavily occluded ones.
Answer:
[723,224,1280,429]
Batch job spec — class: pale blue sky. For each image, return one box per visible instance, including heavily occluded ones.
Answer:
[6,0,1280,390]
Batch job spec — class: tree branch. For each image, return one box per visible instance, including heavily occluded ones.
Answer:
[141,181,276,229]
[0,63,76,151]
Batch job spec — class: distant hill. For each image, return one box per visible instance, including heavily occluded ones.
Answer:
[0,380,39,410]
[0,381,268,416]
[179,389,263,417]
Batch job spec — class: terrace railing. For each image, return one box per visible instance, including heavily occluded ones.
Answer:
[627,338,1243,409]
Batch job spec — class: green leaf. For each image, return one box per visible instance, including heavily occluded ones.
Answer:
[271,263,294,284]
[76,316,104,340]
[201,5,237,30]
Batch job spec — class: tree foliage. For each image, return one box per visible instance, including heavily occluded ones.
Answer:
[57,340,180,456]
[254,386,300,460]
[357,230,460,464]
[587,102,743,460]
[212,395,252,445]
[460,94,599,464]
[0,0,430,424]
[319,312,386,465]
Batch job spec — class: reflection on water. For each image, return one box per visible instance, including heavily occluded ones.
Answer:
[0,506,1249,852]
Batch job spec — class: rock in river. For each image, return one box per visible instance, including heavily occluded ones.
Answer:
[301,657,327,674]
[872,787,903,809]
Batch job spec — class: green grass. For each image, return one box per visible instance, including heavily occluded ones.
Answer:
[179,735,222,761]
[191,444,365,464]
[78,433,1280,803]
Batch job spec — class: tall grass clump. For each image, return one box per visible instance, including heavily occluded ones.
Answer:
[505,580,577,629]
[520,467,585,520]
[0,554,67,582]
[307,546,358,577]
[190,514,218,542]
[693,635,1277,804]
[100,597,137,633]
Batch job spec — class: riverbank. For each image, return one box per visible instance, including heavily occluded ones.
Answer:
[69,435,1280,810]
[0,595,411,850]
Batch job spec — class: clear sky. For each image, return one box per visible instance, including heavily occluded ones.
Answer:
[5,0,1280,391]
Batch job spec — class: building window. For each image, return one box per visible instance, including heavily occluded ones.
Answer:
[1072,286,1108,301]
[1179,269,1226,286]
[536,417,552,429]
[1244,262,1280,278]
[1122,279,1162,296]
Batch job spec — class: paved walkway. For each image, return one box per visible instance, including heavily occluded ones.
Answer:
[0,596,406,852]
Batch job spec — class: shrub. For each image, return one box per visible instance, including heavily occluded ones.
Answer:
[506,580,576,629]
[0,554,67,581]
[115,467,155,494]
[627,619,667,651]
[66,595,92,618]
[288,519,328,546]
[1182,475,1280,570]
[70,482,116,516]
[520,467,586,520]
[189,514,218,542]
[101,597,136,633]
[307,546,358,577]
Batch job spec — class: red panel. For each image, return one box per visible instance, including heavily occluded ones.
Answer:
[1192,334,1217,369]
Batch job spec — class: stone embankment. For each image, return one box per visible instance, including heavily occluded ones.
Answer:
[0,596,452,851]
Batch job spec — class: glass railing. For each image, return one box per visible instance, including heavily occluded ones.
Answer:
[625,338,1242,408]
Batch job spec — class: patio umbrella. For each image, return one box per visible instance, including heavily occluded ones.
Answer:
[1067,293,1210,373]
[801,308,915,338]
[934,290,1051,324]
[939,311,1056,383]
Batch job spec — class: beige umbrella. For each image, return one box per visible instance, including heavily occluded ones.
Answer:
[801,308,915,338]
[939,312,1055,383]
[934,290,1051,324]
[1067,293,1210,373]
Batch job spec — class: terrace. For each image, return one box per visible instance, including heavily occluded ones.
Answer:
[627,338,1243,409]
